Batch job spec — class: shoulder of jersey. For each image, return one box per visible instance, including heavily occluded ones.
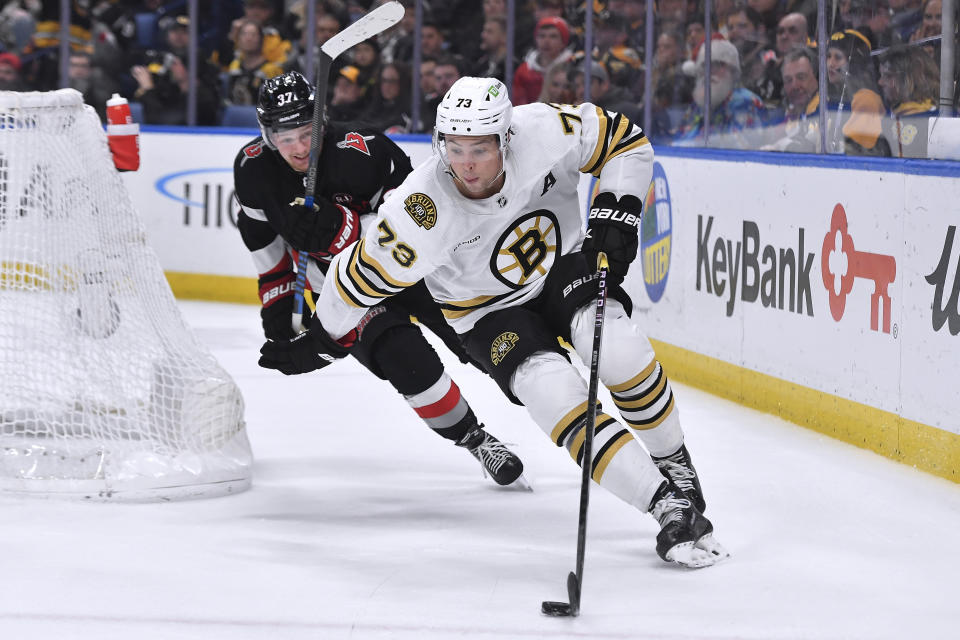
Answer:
[512,102,584,154]
[234,136,270,169]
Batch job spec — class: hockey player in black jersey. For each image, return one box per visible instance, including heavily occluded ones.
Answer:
[233,71,524,487]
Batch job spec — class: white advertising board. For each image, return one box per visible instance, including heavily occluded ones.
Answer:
[621,152,960,436]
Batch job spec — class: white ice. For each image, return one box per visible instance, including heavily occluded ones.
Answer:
[2,300,958,640]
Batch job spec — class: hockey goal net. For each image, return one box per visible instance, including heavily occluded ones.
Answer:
[0,89,252,501]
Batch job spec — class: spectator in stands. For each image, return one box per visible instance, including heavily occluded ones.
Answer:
[674,39,768,149]
[728,5,778,105]
[329,65,367,122]
[420,57,437,101]
[420,54,463,131]
[226,0,290,69]
[570,60,642,122]
[0,51,24,90]
[890,0,924,42]
[161,15,191,60]
[823,28,890,156]
[610,0,648,54]
[284,12,344,75]
[748,0,782,36]
[470,15,514,82]
[686,18,706,60]
[350,38,381,104]
[751,11,809,110]
[421,21,447,59]
[594,11,643,98]
[841,0,899,48]
[512,16,573,105]
[436,0,484,61]
[877,45,940,157]
[131,51,220,126]
[360,61,412,133]
[652,30,694,123]
[227,20,285,106]
[764,47,820,152]
[537,59,573,103]
[776,12,810,55]
[910,0,943,54]
[0,2,35,54]
[657,0,688,32]
[68,51,119,122]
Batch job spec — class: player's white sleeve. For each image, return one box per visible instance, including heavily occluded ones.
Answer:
[573,102,654,200]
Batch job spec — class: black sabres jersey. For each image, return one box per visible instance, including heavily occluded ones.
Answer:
[233,124,413,292]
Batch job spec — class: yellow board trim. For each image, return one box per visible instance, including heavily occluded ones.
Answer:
[651,339,960,484]
[164,272,259,304]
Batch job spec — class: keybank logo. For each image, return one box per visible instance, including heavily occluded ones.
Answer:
[820,203,896,334]
[695,215,815,317]
[641,162,671,303]
[926,225,960,335]
[155,168,237,228]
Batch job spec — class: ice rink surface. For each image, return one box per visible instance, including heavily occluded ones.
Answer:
[2,300,958,640]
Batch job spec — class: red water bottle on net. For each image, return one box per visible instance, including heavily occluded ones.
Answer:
[105,93,140,172]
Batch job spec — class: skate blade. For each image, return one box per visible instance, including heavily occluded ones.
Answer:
[502,473,533,492]
[665,534,730,569]
[695,533,730,561]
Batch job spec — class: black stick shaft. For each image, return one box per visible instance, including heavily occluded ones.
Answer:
[570,252,609,615]
[291,52,333,331]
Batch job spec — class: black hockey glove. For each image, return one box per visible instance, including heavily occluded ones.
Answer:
[281,197,360,256]
[258,272,310,341]
[582,191,643,287]
[258,316,351,375]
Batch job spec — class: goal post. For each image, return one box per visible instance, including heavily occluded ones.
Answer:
[0,89,253,501]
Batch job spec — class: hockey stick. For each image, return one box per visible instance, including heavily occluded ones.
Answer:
[291,0,405,332]
[542,252,609,618]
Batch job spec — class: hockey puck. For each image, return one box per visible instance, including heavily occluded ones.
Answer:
[541,601,573,617]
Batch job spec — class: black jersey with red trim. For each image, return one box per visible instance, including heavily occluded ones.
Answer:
[233,124,413,299]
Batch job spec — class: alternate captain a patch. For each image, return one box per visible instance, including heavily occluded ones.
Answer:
[490,331,519,365]
[404,193,437,229]
[491,210,561,289]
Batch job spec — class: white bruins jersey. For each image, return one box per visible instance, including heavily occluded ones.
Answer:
[318,102,653,336]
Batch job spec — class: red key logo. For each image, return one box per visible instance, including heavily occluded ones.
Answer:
[821,203,896,333]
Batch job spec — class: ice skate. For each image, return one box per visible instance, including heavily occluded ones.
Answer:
[648,481,729,568]
[458,428,530,489]
[652,444,706,513]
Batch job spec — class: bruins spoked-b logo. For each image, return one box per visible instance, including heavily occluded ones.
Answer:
[404,193,437,229]
[490,209,561,289]
[490,331,520,366]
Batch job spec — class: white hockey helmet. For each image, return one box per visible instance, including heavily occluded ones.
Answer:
[433,76,513,156]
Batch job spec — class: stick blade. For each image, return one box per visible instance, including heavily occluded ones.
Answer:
[321,1,404,58]
[541,600,573,617]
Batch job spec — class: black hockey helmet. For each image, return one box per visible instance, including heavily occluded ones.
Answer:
[256,71,316,148]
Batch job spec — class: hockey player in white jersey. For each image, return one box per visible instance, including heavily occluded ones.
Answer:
[260,76,728,567]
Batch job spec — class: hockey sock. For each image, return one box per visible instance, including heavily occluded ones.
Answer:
[511,351,665,511]
[570,301,684,458]
[404,372,479,442]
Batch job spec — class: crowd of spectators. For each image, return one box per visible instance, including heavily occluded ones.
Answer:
[0,0,955,157]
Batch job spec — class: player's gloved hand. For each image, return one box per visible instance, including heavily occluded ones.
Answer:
[582,191,643,286]
[260,295,310,341]
[258,316,353,375]
[258,273,308,341]
[281,197,360,256]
